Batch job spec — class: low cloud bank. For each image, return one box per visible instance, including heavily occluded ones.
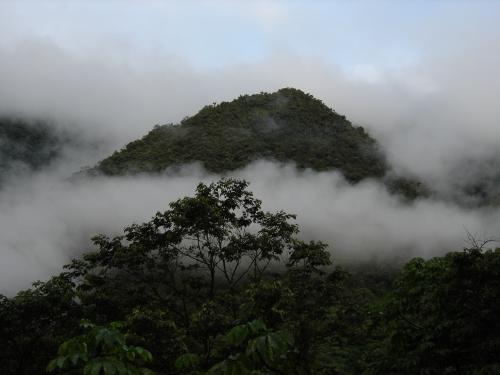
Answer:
[1,160,497,295]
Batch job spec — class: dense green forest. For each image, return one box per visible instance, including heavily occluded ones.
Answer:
[1,178,499,375]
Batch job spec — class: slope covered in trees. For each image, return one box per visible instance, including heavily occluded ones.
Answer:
[96,88,387,183]
[1,179,499,375]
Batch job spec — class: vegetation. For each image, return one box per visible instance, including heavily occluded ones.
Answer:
[96,88,387,183]
[1,178,499,374]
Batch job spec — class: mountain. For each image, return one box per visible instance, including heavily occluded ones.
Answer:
[95,88,388,183]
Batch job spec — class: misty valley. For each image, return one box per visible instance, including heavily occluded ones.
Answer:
[1,88,500,375]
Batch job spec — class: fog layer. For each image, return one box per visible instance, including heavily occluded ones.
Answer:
[1,161,497,294]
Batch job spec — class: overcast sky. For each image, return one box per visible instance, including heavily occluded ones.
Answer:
[1,1,497,69]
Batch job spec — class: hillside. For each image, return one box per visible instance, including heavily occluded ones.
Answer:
[96,88,387,182]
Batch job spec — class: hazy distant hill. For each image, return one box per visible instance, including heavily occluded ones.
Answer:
[0,118,67,182]
[444,157,500,207]
[96,88,387,183]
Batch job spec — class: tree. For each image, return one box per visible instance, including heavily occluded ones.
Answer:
[158,178,298,295]
[69,178,298,315]
[285,241,334,375]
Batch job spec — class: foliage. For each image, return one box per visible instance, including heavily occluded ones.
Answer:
[377,247,500,374]
[176,319,295,375]
[0,274,81,375]
[47,320,155,375]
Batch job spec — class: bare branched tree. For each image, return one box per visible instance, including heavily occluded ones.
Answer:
[463,227,498,251]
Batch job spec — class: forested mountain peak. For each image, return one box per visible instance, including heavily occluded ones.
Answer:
[96,88,387,182]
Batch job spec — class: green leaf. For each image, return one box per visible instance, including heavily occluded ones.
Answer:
[134,347,153,362]
[225,359,251,375]
[84,361,103,375]
[139,368,156,375]
[56,356,67,369]
[102,360,117,375]
[247,320,266,335]
[226,325,250,346]
[126,350,136,361]
[46,359,58,372]
[70,353,82,365]
[81,319,95,329]
[175,353,200,370]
